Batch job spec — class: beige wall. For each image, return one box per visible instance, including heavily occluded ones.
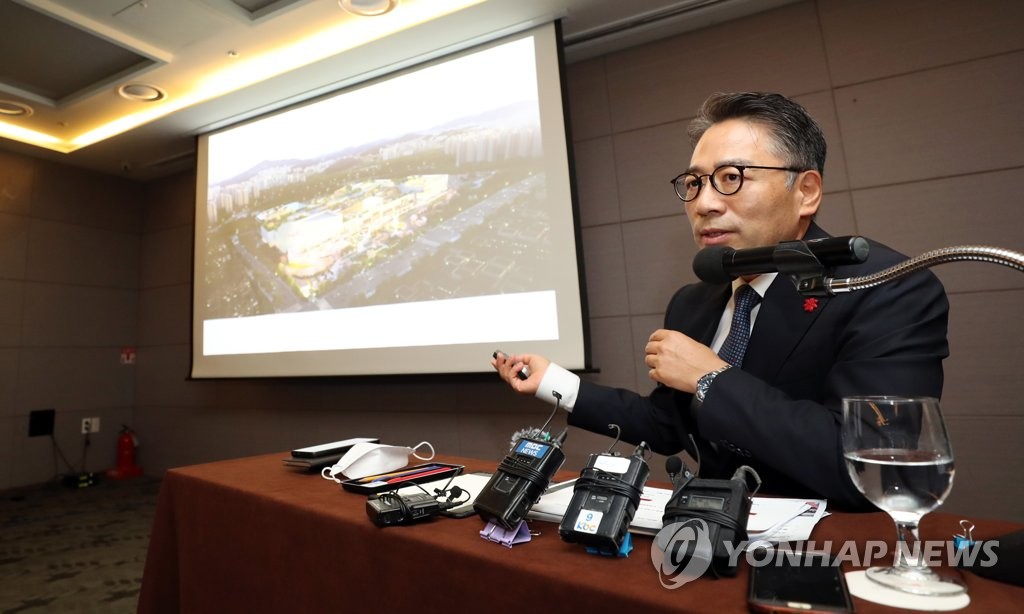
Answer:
[1,0,1021,521]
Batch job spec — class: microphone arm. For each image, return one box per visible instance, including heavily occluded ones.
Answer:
[797,245,1024,297]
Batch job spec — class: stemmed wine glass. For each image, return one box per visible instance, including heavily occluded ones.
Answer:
[841,396,965,596]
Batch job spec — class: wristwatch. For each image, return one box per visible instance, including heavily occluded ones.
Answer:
[695,365,732,405]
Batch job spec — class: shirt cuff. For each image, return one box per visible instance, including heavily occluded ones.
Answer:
[535,362,580,411]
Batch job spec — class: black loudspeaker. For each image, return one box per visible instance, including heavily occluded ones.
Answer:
[28,408,55,437]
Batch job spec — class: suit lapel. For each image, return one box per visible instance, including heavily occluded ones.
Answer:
[680,284,732,345]
[744,276,829,380]
[742,222,831,380]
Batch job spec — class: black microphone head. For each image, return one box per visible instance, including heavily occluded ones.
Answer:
[665,455,683,476]
[693,246,735,284]
[849,236,870,262]
[802,236,871,265]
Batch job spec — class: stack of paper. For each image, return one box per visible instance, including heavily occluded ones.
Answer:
[747,498,828,543]
[527,479,827,542]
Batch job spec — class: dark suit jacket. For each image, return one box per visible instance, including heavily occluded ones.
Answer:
[567,223,949,510]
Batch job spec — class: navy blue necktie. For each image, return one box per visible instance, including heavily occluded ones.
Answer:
[718,284,761,367]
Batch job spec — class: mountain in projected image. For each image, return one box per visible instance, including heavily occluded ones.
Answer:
[210,99,540,188]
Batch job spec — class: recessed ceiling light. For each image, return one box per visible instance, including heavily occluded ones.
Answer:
[339,0,397,17]
[10,0,482,154]
[118,83,167,102]
[0,101,33,117]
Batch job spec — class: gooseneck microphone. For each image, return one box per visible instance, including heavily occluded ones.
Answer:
[819,245,1024,295]
[693,238,1024,296]
[693,236,871,284]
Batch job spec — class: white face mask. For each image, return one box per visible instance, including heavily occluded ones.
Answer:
[321,441,435,482]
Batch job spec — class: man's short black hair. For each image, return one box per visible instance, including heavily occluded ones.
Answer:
[688,92,827,176]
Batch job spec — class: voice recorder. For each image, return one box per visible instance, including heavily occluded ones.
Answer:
[473,434,566,530]
[659,462,760,577]
[558,439,650,555]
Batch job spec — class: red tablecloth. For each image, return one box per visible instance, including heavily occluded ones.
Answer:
[138,453,1023,613]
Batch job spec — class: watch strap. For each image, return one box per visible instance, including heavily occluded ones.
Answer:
[695,365,732,405]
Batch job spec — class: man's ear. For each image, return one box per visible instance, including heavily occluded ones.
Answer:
[796,170,823,219]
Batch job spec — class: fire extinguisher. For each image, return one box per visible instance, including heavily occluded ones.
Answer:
[107,424,143,479]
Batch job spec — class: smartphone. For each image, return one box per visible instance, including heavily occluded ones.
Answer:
[748,552,854,613]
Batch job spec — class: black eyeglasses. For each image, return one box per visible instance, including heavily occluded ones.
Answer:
[670,164,806,202]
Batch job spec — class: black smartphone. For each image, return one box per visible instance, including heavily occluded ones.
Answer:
[748,552,854,613]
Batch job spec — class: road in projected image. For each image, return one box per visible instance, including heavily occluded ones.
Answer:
[201,109,551,321]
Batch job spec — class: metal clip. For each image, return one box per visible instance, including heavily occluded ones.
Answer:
[954,519,976,551]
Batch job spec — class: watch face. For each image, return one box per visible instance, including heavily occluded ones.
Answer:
[696,367,728,403]
[696,376,711,402]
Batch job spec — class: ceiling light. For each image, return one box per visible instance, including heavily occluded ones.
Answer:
[0,121,63,148]
[0,101,33,117]
[339,0,397,17]
[118,83,167,102]
[19,0,483,153]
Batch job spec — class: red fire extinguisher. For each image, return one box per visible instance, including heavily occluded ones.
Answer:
[107,425,143,479]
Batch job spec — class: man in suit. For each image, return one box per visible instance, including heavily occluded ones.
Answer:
[492,92,948,510]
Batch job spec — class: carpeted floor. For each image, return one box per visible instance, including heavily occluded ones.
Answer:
[0,474,161,614]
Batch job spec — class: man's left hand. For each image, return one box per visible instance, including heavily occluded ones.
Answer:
[645,329,729,392]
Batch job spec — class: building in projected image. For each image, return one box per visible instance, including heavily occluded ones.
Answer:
[252,174,453,299]
[268,207,345,284]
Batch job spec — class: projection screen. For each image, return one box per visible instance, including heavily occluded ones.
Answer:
[192,22,587,378]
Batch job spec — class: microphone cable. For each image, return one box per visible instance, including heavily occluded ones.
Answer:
[538,390,562,436]
[497,454,550,486]
[409,474,471,508]
[573,466,644,510]
[496,394,569,495]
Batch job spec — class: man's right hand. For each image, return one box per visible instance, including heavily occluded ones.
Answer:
[491,351,548,395]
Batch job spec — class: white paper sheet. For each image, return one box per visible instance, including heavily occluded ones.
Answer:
[528,480,827,541]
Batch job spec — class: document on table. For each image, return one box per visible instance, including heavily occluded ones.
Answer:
[747,497,828,544]
[527,479,577,524]
[528,479,827,541]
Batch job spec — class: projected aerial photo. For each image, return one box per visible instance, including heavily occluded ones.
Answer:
[202,106,553,320]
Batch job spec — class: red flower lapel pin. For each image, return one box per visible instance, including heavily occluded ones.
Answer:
[803,298,819,313]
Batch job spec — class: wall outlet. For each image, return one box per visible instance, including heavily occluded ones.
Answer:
[81,417,101,434]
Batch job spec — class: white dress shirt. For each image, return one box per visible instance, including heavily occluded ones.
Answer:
[535,273,777,410]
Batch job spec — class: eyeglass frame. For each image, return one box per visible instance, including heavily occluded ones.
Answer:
[669,164,808,202]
